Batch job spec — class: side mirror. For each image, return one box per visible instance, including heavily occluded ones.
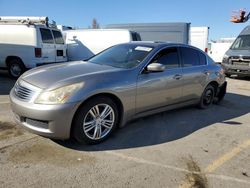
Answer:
[146,63,165,72]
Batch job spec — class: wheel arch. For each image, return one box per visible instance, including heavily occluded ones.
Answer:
[5,56,25,68]
[205,80,219,95]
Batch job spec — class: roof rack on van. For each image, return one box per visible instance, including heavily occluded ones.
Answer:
[0,16,49,26]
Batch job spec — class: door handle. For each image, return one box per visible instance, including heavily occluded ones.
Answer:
[173,74,182,80]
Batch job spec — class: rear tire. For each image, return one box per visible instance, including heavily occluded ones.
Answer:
[225,73,231,77]
[72,96,119,144]
[199,85,215,109]
[7,58,25,79]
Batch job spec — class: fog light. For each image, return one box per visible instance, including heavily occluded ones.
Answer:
[25,118,49,129]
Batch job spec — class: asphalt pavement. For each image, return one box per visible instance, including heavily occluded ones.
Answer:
[0,72,249,188]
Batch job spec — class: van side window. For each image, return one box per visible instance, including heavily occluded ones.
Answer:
[52,30,64,44]
[40,28,54,44]
[180,47,200,67]
[151,48,180,69]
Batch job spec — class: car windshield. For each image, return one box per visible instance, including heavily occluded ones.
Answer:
[88,44,153,68]
[230,35,250,50]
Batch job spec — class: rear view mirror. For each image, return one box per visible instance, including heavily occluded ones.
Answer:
[147,63,165,72]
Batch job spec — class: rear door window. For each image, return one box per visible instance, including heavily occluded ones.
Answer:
[199,52,207,65]
[180,47,200,67]
[52,30,64,44]
[40,28,54,44]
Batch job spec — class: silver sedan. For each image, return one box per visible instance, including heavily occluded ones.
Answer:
[10,42,227,144]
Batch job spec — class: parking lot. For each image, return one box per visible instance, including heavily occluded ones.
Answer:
[0,71,249,188]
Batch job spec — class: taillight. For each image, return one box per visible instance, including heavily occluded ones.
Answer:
[35,48,42,58]
[205,48,208,53]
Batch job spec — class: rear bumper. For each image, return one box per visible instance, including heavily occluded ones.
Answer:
[215,81,227,103]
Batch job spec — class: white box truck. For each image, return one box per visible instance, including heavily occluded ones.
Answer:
[190,27,209,52]
[105,23,190,44]
[0,16,67,78]
[106,24,211,52]
[64,29,141,61]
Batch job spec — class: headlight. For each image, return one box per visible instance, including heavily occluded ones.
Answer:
[35,82,84,104]
[222,54,229,63]
[223,54,228,59]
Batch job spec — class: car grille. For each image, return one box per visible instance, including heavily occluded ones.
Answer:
[14,82,35,101]
[229,56,250,66]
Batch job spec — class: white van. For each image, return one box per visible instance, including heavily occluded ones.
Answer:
[190,27,209,52]
[0,16,67,78]
[222,25,250,76]
[64,29,141,61]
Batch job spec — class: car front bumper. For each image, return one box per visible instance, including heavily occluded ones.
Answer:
[221,63,250,76]
[10,89,80,139]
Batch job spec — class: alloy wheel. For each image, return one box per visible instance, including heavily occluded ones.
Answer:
[83,104,115,140]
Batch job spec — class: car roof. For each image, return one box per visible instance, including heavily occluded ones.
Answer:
[128,41,206,54]
[129,41,191,48]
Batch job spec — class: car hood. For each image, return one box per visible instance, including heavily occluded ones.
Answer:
[225,49,250,56]
[21,61,119,89]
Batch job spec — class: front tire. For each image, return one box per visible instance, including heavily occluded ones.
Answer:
[72,96,119,144]
[199,85,215,109]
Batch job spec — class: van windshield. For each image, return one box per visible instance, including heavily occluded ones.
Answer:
[88,44,153,69]
[231,35,250,50]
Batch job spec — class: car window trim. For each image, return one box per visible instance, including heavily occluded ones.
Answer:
[139,45,182,74]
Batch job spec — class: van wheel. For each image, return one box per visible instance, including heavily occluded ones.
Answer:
[72,96,119,144]
[198,85,215,109]
[7,58,25,79]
